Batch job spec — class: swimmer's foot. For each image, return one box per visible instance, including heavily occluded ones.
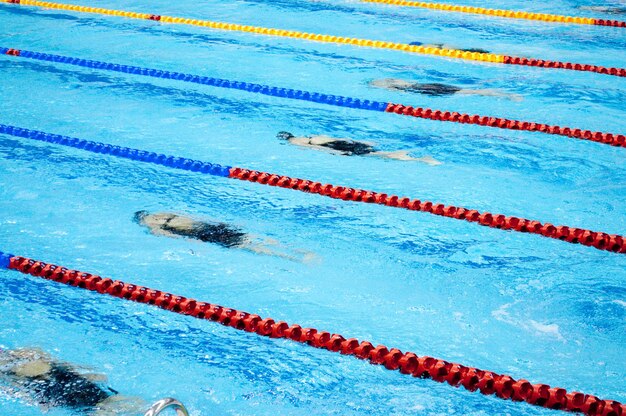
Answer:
[415,155,443,166]
[294,249,320,264]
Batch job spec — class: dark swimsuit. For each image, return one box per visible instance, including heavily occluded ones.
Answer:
[161,216,247,248]
[591,7,626,15]
[407,83,462,97]
[317,139,374,156]
[18,363,115,410]
[460,48,490,54]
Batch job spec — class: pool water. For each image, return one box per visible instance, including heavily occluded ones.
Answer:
[0,0,625,414]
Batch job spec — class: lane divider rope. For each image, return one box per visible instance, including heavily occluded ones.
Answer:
[1,0,625,78]
[2,48,624,148]
[0,252,624,416]
[1,123,624,254]
[360,0,626,28]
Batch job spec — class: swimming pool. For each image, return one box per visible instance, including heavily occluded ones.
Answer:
[0,0,624,414]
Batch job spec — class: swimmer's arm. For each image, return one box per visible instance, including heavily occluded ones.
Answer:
[288,136,313,146]
[14,358,101,380]
[307,135,338,145]
[165,217,196,231]
[148,228,180,238]
[288,137,348,156]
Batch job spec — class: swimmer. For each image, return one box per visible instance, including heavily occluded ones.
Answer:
[409,41,490,54]
[134,211,316,263]
[369,78,523,101]
[277,132,442,165]
[0,347,144,415]
[578,5,626,14]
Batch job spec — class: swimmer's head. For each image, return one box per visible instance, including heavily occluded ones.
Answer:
[409,41,423,46]
[0,348,50,374]
[276,131,295,141]
[133,210,149,224]
[0,347,11,370]
[369,78,413,90]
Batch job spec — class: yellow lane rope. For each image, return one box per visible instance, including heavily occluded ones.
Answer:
[360,0,612,27]
[5,0,624,77]
[0,0,505,64]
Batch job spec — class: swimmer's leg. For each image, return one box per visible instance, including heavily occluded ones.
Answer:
[371,151,443,165]
[94,395,147,416]
[578,6,626,14]
[239,241,318,264]
[83,372,109,383]
[457,89,524,101]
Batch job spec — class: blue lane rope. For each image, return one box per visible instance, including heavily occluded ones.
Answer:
[0,47,388,112]
[4,47,625,147]
[0,124,232,177]
[3,123,626,254]
[0,251,13,269]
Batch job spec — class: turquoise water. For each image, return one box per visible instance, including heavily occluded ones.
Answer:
[0,0,625,414]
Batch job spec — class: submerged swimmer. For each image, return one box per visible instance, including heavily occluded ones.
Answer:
[578,5,626,14]
[135,211,315,263]
[369,78,523,101]
[409,41,490,54]
[0,347,143,415]
[277,132,441,165]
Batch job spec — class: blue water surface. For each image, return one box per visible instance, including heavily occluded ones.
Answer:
[0,0,624,414]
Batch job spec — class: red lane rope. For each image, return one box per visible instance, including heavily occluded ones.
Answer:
[593,19,626,28]
[4,0,626,79]
[1,122,624,255]
[384,104,625,147]
[227,168,626,254]
[3,48,625,147]
[5,255,625,416]
[502,56,626,77]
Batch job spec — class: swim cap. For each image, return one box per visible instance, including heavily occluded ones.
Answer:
[276,131,295,141]
[133,210,149,223]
